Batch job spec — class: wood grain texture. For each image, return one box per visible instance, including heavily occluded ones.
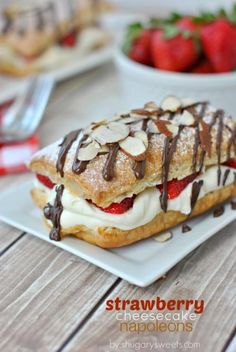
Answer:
[64,221,236,352]
[0,235,117,352]
[0,174,31,252]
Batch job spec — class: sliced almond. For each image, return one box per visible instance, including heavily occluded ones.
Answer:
[176,110,195,126]
[121,116,143,124]
[91,121,129,145]
[161,96,181,112]
[134,130,148,148]
[148,119,159,133]
[77,140,101,161]
[153,231,173,242]
[144,101,159,111]
[181,97,196,107]
[119,136,147,161]
[99,145,109,154]
[166,123,179,137]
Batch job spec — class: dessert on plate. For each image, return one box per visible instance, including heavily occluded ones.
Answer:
[0,0,111,76]
[29,96,236,248]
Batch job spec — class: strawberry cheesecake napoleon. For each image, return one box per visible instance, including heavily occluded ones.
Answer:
[29,96,236,248]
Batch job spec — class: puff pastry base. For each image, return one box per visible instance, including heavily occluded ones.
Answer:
[31,182,236,248]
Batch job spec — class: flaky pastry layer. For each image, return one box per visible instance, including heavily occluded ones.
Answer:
[30,117,235,207]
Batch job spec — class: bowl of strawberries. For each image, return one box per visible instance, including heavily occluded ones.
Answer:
[115,6,236,114]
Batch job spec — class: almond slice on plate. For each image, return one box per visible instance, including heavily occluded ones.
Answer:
[153,231,173,242]
[119,136,147,161]
[161,96,181,112]
[77,140,101,161]
[92,121,129,145]
[134,130,148,148]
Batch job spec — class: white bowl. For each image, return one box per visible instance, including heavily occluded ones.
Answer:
[109,0,234,17]
[115,50,236,115]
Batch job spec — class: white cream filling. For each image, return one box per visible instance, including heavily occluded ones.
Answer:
[35,165,235,231]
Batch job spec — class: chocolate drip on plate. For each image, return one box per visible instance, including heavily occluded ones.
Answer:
[231,201,236,210]
[213,205,224,218]
[223,169,230,186]
[133,119,148,179]
[56,129,80,177]
[103,143,120,181]
[182,224,192,233]
[44,185,64,241]
[191,180,204,211]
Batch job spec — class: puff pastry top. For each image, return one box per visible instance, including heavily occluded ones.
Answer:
[29,97,236,207]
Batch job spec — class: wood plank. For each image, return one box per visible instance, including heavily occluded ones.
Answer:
[64,221,236,352]
[0,174,32,251]
[0,235,117,352]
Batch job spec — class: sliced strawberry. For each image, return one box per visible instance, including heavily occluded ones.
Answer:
[128,29,153,66]
[59,29,77,47]
[223,159,236,169]
[36,174,55,189]
[158,173,197,199]
[97,196,135,214]
[191,60,215,74]
[151,29,199,72]
[200,19,236,73]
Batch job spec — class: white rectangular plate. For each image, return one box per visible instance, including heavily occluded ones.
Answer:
[0,180,235,287]
[0,45,114,103]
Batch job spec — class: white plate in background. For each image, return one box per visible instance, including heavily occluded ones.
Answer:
[0,44,114,103]
[0,180,235,286]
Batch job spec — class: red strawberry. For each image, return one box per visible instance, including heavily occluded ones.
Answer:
[200,19,236,73]
[224,159,236,169]
[158,173,197,199]
[177,17,200,32]
[60,30,77,47]
[129,29,153,66]
[97,196,135,214]
[36,174,55,189]
[191,60,215,74]
[151,29,199,72]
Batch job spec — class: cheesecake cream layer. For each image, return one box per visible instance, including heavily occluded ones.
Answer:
[35,165,235,231]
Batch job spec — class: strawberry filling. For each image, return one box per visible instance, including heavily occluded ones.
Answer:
[157,173,197,200]
[59,30,78,47]
[36,174,55,189]
[95,196,136,215]
[224,158,236,169]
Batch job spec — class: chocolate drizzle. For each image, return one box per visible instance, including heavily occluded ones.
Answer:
[223,169,230,186]
[56,129,80,177]
[160,126,184,212]
[72,131,88,175]
[133,119,148,179]
[44,185,64,241]
[191,102,208,173]
[227,125,236,159]
[191,180,204,211]
[103,143,120,181]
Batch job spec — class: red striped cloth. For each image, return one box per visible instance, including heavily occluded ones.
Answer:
[0,100,39,175]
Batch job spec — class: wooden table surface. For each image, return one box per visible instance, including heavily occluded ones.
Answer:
[0,63,236,352]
